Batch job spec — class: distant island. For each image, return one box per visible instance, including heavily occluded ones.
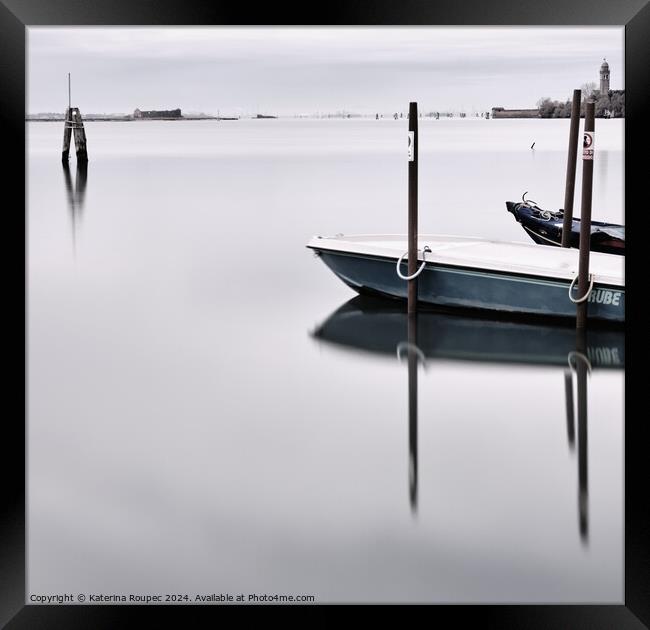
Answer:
[536,90,624,118]
[491,59,624,119]
[492,90,625,120]
[26,107,240,121]
[133,108,182,119]
[492,92,624,120]
[491,108,540,119]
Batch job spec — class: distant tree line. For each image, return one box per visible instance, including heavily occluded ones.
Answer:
[537,82,625,118]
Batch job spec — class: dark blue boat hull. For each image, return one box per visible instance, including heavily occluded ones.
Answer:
[506,201,625,255]
[315,249,624,323]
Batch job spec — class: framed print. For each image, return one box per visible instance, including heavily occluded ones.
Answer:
[3,0,648,625]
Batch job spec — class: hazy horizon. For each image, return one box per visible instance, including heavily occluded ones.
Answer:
[28,27,623,116]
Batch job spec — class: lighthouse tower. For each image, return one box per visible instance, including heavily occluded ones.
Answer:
[600,58,610,94]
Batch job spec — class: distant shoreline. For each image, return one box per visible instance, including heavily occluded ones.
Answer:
[25,116,625,122]
[25,116,237,122]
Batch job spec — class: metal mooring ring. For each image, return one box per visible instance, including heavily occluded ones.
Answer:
[568,274,594,304]
[396,246,431,281]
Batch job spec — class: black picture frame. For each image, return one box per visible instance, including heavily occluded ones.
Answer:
[3,1,647,625]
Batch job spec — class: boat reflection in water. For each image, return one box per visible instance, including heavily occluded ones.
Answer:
[311,295,624,540]
[62,161,88,254]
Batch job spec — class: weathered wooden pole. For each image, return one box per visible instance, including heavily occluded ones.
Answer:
[407,102,418,315]
[62,73,88,163]
[62,74,72,162]
[71,108,89,164]
[404,101,419,511]
[62,107,72,162]
[561,89,582,247]
[575,101,595,329]
[407,313,418,514]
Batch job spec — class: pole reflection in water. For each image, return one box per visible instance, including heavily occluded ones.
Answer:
[564,368,575,450]
[407,314,418,514]
[312,295,623,539]
[568,328,590,543]
[62,161,88,254]
[313,296,624,370]
[397,314,421,515]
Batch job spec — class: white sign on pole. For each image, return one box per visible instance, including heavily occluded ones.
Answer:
[582,131,595,160]
[408,131,414,161]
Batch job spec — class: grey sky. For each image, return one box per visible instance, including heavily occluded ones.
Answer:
[27,27,623,115]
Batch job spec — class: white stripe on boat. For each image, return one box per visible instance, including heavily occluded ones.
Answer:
[522,225,563,247]
[307,234,624,287]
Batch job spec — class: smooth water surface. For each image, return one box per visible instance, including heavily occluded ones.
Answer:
[28,118,624,603]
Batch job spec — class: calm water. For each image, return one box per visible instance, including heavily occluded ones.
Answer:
[27,118,624,603]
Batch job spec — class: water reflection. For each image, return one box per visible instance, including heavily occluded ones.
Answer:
[312,295,623,539]
[62,161,88,254]
[564,369,575,450]
[404,315,419,513]
[313,296,624,368]
[571,331,591,543]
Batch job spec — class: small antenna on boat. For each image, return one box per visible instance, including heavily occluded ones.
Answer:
[68,72,71,110]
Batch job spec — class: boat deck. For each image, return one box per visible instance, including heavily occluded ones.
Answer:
[307,234,624,287]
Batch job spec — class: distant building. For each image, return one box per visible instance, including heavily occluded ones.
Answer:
[593,59,624,117]
[491,107,540,119]
[600,58,610,94]
[491,59,622,120]
[133,108,182,119]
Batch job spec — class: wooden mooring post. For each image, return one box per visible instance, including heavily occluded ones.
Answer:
[406,102,420,511]
[61,106,72,162]
[407,102,418,315]
[561,89,582,247]
[575,101,595,329]
[61,74,89,163]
